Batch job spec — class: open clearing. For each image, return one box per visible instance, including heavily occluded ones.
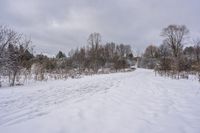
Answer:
[0,69,200,133]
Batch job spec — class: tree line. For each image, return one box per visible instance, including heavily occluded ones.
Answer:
[140,25,200,80]
[0,26,134,87]
[66,33,134,73]
[1,24,199,87]
[32,33,134,75]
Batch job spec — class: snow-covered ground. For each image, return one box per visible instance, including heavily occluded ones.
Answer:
[0,69,200,133]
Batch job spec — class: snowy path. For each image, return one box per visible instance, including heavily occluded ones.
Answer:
[0,69,200,133]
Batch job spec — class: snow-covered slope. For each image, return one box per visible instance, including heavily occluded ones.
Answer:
[0,69,200,133]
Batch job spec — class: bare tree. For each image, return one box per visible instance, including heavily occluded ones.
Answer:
[88,32,101,51]
[0,26,19,72]
[144,45,159,58]
[87,33,102,72]
[0,26,21,54]
[159,41,172,58]
[193,39,200,64]
[158,42,172,72]
[161,25,189,58]
[0,26,21,86]
[161,25,189,75]
[104,42,116,61]
[0,25,32,86]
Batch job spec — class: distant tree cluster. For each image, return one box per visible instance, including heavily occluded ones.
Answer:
[2,24,199,87]
[140,24,200,80]
[65,33,134,73]
[32,33,134,75]
[0,28,135,87]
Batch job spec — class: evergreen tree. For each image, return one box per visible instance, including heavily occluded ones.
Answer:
[56,51,66,59]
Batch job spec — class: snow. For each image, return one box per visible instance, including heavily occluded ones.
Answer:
[0,69,200,133]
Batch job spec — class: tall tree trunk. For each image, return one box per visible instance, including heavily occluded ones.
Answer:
[10,71,17,86]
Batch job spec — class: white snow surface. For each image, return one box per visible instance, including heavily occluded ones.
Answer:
[0,69,200,133]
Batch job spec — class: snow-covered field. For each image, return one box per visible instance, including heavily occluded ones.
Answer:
[0,69,200,133]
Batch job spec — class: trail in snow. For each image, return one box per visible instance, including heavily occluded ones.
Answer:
[0,75,121,126]
[0,69,200,133]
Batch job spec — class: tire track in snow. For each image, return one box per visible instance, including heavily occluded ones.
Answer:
[0,75,121,126]
[0,69,200,133]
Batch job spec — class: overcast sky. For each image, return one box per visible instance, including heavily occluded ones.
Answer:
[0,0,200,55]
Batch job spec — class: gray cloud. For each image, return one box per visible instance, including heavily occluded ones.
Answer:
[0,0,200,55]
